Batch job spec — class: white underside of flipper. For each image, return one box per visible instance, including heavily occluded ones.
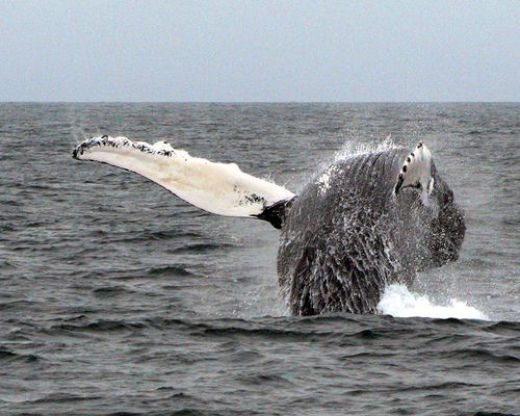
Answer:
[73,135,295,217]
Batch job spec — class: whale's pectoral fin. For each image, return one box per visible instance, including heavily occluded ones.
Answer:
[393,142,434,205]
[73,135,295,229]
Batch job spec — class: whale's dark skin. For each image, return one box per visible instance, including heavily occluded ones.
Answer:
[277,148,465,316]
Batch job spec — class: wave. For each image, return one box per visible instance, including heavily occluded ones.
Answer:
[377,284,489,320]
[167,242,235,254]
[146,265,197,277]
[0,346,40,363]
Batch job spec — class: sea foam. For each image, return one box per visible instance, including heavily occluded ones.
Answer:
[377,284,489,320]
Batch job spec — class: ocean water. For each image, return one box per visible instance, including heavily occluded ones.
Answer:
[0,103,519,415]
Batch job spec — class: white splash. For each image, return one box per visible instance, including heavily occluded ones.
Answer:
[334,133,397,162]
[316,134,398,194]
[377,284,489,320]
[316,171,331,192]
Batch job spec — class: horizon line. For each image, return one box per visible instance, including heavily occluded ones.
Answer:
[1,100,519,104]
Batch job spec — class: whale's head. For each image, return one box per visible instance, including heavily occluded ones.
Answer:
[393,143,466,271]
[276,142,467,315]
[424,166,466,268]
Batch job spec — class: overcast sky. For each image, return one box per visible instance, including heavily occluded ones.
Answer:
[1,0,519,102]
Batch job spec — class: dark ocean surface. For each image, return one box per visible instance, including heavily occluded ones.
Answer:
[0,103,519,415]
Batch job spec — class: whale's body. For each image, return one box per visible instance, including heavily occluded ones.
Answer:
[73,136,465,316]
[278,149,465,315]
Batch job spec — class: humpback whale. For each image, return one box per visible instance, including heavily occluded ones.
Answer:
[73,135,465,315]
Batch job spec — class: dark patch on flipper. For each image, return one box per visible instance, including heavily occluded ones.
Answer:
[256,198,295,229]
[72,135,177,160]
[245,193,265,204]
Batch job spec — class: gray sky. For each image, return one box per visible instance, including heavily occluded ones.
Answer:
[1,0,519,102]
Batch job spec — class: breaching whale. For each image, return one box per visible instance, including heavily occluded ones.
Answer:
[73,135,465,315]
